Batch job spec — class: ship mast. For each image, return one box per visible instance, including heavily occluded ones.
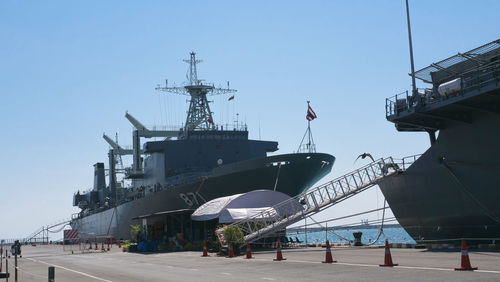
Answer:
[405,0,436,144]
[297,101,316,153]
[155,52,237,133]
[406,0,417,98]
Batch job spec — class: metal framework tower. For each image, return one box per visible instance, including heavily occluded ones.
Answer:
[155,52,236,132]
[297,101,316,153]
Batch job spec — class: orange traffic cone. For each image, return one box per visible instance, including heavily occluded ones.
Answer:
[107,242,110,251]
[455,239,478,271]
[245,243,253,259]
[273,241,286,261]
[322,240,337,263]
[88,242,92,250]
[379,240,398,267]
[101,242,105,251]
[94,242,98,250]
[201,241,210,257]
[226,243,234,258]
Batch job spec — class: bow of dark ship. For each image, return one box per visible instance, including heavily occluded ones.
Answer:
[379,39,500,244]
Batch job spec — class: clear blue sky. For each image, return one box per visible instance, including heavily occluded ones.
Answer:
[1,0,499,239]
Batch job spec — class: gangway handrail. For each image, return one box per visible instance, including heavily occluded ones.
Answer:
[220,157,406,244]
[22,217,72,243]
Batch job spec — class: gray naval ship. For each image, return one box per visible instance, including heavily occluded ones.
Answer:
[380,39,500,243]
[71,52,335,240]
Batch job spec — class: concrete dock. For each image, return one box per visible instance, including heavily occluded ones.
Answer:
[6,245,500,281]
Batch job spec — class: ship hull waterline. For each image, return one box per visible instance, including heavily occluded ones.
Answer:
[71,153,335,240]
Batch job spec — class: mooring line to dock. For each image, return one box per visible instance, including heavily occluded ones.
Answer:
[25,257,114,282]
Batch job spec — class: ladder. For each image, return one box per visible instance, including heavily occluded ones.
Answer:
[224,157,403,243]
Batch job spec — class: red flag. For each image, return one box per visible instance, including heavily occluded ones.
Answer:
[306,105,317,121]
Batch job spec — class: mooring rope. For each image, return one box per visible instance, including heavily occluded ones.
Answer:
[366,200,387,246]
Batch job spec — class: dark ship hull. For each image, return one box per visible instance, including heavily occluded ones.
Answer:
[71,153,334,239]
[378,110,500,242]
[381,39,500,243]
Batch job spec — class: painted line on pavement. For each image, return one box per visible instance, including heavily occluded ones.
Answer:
[246,257,500,274]
[26,257,114,282]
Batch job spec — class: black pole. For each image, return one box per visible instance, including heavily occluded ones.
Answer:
[48,266,55,282]
[307,101,311,152]
[14,255,17,282]
[406,0,418,97]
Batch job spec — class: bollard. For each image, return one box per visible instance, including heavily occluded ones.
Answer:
[5,259,8,282]
[48,266,55,282]
[14,255,17,282]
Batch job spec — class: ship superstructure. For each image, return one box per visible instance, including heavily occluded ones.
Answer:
[71,53,335,241]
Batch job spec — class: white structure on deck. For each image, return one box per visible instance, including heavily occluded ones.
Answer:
[191,190,302,223]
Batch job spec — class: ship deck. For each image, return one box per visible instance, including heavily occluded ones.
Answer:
[12,244,500,281]
[385,39,500,132]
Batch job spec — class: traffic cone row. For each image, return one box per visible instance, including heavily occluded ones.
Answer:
[198,238,478,272]
[245,243,253,259]
[455,239,478,271]
[226,243,234,258]
[322,240,337,263]
[379,239,398,267]
[201,241,209,257]
[273,242,286,261]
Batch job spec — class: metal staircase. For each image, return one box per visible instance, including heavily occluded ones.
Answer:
[224,157,406,243]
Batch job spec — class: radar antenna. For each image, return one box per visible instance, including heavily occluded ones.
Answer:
[155,52,237,132]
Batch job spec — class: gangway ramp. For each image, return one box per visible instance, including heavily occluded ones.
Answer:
[225,157,404,243]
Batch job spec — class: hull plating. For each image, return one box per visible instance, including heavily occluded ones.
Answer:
[379,111,500,242]
[71,153,334,239]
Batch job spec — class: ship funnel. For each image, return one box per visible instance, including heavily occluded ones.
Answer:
[93,162,106,191]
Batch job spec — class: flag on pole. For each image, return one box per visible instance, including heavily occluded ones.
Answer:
[306,105,317,121]
[228,95,235,101]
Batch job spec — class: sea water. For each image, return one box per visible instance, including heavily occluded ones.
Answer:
[287,227,416,246]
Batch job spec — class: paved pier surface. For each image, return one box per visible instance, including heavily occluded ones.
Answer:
[6,245,500,281]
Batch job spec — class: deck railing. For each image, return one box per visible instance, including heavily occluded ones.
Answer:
[386,63,500,118]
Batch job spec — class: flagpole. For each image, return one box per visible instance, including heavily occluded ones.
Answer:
[307,101,311,152]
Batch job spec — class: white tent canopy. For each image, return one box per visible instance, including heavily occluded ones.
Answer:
[219,208,278,223]
[191,190,302,223]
